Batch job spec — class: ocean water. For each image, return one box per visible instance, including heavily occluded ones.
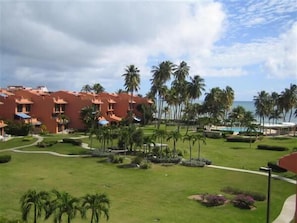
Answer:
[233,101,297,123]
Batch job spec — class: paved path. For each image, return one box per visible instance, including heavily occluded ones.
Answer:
[272,194,296,223]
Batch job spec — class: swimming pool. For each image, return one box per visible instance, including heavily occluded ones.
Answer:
[217,127,247,132]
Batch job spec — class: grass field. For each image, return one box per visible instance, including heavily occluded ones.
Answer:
[0,129,296,223]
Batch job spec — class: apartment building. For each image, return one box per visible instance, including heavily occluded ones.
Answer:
[0,86,152,133]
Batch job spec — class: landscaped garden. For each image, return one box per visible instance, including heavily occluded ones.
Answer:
[0,127,296,223]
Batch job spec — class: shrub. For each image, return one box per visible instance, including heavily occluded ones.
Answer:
[131,156,143,165]
[232,194,255,209]
[140,162,152,169]
[37,141,57,148]
[267,161,287,173]
[148,157,181,164]
[181,160,205,167]
[201,194,227,207]
[221,186,265,201]
[257,144,289,151]
[108,154,123,164]
[62,138,82,146]
[0,155,11,163]
[193,158,212,165]
[204,131,223,139]
[226,136,256,143]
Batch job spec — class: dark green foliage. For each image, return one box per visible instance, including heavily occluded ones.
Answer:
[267,161,287,173]
[5,121,31,136]
[0,155,11,163]
[62,138,82,146]
[37,141,57,148]
[221,186,266,201]
[108,154,123,164]
[181,160,205,167]
[131,156,143,165]
[226,136,256,143]
[257,144,289,151]
[140,162,152,169]
[148,157,181,164]
[203,131,223,139]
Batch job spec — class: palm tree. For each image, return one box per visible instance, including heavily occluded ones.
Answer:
[245,122,258,149]
[183,134,196,163]
[203,87,225,125]
[254,91,272,131]
[122,65,141,123]
[167,130,182,157]
[47,190,80,223]
[20,189,50,223]
[81,84,92,93]
[222,86,234,123]
[280,84,297,122]
[152,128,168,157]
[81,193,110,223]
[150,61,175,129]
[92,83,105,94]
[187,75,205,104]
[193,133,206,160]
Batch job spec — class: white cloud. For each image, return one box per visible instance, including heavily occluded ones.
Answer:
[264,21,297,78]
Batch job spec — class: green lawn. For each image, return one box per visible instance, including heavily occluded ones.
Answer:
[0,131,296,223]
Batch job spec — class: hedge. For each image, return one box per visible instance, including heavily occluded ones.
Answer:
[62,138,82,146]
[257,144,289,151]
[0,155,12,163]
[221,186,266,201]
[226,136,256,143]
[148,157,181,164]
[267,161,287,173]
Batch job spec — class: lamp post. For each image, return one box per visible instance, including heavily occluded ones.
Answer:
[259,167,272,223]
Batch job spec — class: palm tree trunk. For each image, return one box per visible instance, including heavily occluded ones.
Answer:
[34,204,37,223]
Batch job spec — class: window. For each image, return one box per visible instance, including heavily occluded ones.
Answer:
[25,104,31,112]
[17,104,22,112]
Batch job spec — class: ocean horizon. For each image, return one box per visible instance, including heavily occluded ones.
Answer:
[232,101,297,123]
[161,101,297,123]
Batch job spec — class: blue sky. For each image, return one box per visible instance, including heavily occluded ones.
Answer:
[0,0,296,100]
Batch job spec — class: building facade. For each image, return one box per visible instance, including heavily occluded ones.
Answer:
[0,86,153,134]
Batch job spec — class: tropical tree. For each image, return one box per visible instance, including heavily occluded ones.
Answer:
[229,106,246,129]
[150,61,175,129]
[203,87,225,125]
[152,128,168,157]
[187,75,205,104]
[20,189,50,223]
[92,83,105,94]
[183,134,196,163]
[254,91,272,131]
[222,86,234,122]
[46,190,81,223]
[81,84,92,93]
[171,61,190,122]
[81,193,110,223]
[279,84,297,122]
[122,65,141,122]
[245,123,259,149]
[194,133,206,160]
[167,130,182,157]
[96,126,111,151]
